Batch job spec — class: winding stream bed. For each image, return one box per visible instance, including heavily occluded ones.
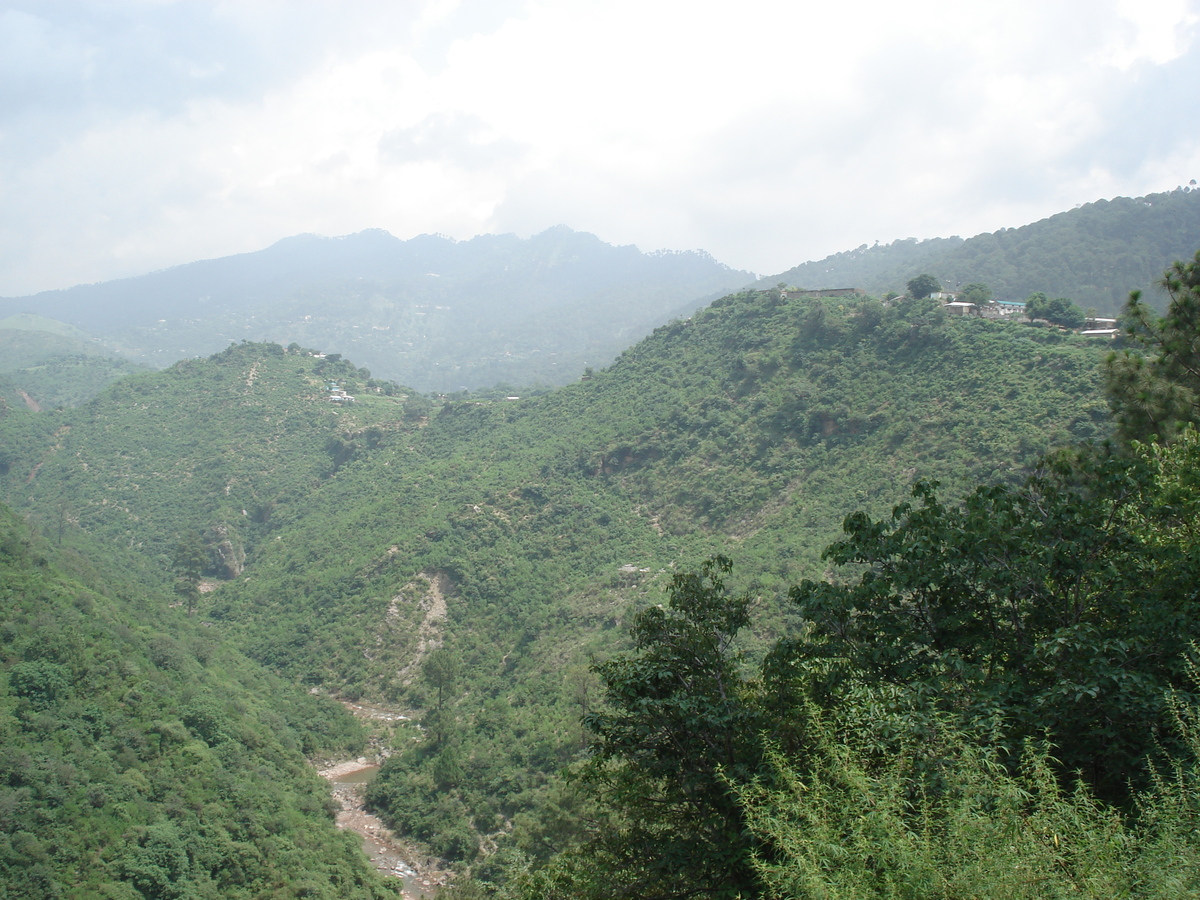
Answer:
[323,762,441,897]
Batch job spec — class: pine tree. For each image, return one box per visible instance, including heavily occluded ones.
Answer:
[1106,249,1200,442]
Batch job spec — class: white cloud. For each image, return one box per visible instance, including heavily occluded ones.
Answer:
[1108,0,1200,66]
[2,0,1199,294]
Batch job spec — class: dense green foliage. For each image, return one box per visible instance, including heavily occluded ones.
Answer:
[0,284,1121,888]
[1,342,424,585]
[905,274,940,299]
[578,558,763,899]
[0,274,1123,897]
[457,433,1200,898]
[773,187,1200,313]
[5,193,1200,897]
[449,257,1200,898]
[737,702,1200,899]
[1025,291,1087,327]
[465,695,1200,900]
[791,439,1200,802]
[959,282,993,305]
[1106,248,1200,442]
[0,503,397,899]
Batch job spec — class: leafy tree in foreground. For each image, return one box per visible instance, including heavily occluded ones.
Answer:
[1106,248,1200,442]
[737,694,1200,900]
[454,426,1200,895]
[788,436,1200,802]
[579,556,766,899]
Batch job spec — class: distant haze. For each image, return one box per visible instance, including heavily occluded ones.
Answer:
[0,227,750,392]
[4,185,1200,392]
[1,1,1199,295]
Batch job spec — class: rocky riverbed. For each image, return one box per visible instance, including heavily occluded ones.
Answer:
[319,760,451,897]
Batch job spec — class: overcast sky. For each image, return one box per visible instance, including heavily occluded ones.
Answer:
[2,0,1198,295]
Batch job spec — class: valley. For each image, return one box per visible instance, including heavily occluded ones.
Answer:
[2,203,1200,897]
[8,0,1200,890]
[0,283,1118,893]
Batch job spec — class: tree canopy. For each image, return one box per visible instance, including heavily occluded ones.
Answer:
[1106,249,1200,443]
[906,273,941,299]
[790,437,1200,801]
[580,557,764,899]
[959,281,993,304]
[1025,292,1087,328]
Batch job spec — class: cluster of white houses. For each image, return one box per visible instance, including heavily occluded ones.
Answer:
[933,292,1120,336]
[779,286,1120,337]
[326,381,356,404]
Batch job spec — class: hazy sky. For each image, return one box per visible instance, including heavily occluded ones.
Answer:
[2,0,1199,295]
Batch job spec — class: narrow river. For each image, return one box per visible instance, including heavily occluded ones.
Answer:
[324,762,441,897]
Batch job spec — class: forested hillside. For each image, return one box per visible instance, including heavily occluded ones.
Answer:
[449,250,1200,899]
[0,342,428,581]
[0,501,398,898]
[0,285,1117,891]
[0,228,749,393]
[770,186,1200,314]
[0,314,147,411]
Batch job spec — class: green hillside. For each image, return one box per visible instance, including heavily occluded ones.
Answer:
[1,342,428,580]
[0,313,94,341]
[0,316,147,411]
[0,287,1115,877]
[457,251,1200,899]
[769,187,1200,314]
[0,501,398,898]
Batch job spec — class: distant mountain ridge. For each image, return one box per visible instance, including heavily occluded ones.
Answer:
[765,187,1200,313]
[0,227,750,392]
[6,187,1199,394]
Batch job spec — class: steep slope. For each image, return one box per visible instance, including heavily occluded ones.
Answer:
[0,287,1114,865]
[769,187,1200,313]
[0,502,397,899]
[0,227,750,392]
[0,342,429,584]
